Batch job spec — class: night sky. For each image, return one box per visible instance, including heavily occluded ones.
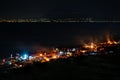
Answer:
[0,0,120,58]
[0,0,120,18]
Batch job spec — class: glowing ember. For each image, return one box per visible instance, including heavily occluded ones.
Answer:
[90,43,94,49]
[46,58,50,62]
[39,54,43,57]
[84,42,97,49]
[106,34,118,45]
[107,40,113,44]
[52,55,57,59]
[81,50,86,53]
[44,57,50,62]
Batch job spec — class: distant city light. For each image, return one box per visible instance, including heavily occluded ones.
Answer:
[52,55,57,59]
[89,52,96,55]
[29,56,33,60]
[8,61,12,65]
[72,48,76,51]
[0,34,120,69]
[39,54,43,57]
[21,54,29,60]
[59,51,63,54]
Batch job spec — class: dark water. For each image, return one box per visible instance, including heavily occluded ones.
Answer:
[0,22,120,58]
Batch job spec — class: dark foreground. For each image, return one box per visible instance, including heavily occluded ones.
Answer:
[0,55,120,80]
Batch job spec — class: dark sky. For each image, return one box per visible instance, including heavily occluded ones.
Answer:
[0,0,120,18]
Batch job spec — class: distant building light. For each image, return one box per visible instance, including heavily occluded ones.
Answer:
[21,54,29,60]
[59,51,63,54]
[72,48,76,51]
[29,56,33,60]
[89,52,96,55]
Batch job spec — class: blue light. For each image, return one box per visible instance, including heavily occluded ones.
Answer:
[89,52,96,55]
[21,54,29,60]
[24,54,27,59]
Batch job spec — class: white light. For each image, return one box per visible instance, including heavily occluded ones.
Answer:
[72,48,76,51]
[67,52,70,54]
[24,54,27,59]
[29,56,33,60]
[21,54,28,60]
[59,51,64,55]
[60,51,63,54]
